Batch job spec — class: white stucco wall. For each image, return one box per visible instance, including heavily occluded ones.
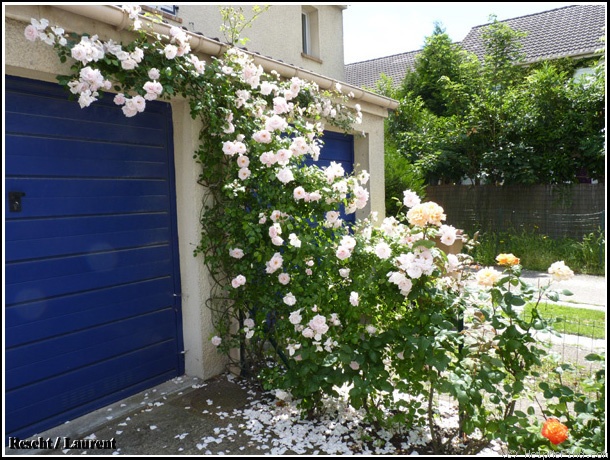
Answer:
[4,4,393,381]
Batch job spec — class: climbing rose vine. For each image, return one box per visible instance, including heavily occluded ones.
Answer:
[25,7,595,454]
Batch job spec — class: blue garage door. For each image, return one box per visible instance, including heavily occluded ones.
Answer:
[312,130,355,223]
[5,76,184,440]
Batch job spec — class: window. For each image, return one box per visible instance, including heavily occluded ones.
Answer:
[146,5,178,16]
[301,6,320,59]
[302,12,311,55]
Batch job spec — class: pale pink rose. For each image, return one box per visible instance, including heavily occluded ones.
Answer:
[332,181,348,197]
[237,155,250,168]
[131,95,146,112]
[192,57,205,74]
[289,309,302,325]
[275,149,292,166]
[324,161,345,183]
[122,103,138,117]
[302,328,314,339]
[548,261,574,281]
[143,81,163,97]
[24,24,39,42]
[113,93,126,106]
[398,278,413,296]
[309,315,328,334]
[283,292,297,306]
[326,211,340,224]
[259,151,276,167]
[71,43,89,63]
[211,336,222,346]
[290,137,309,156]
[238,168,251,180]
[293,186,307,201]
[350,291,359,306]
[350,361,360,370]
[306,260,314,267]
[374,242,392,260]
[336,246,351,260]
[164,44,178,59]
[366,325,377,335]
[446,254,460,273]
[340,235,356,250]
[387,271,405,285]
[273,96,291,114]
[305,268,313,276]
[231,274,246,288]
[258,213,267,224]
[234,142,247,155]
[222,141,236,156]
[339,268,350,278]
[270,210,282,222]
[265,114,288,132]
[439,225,457,246]
[148,68,160,80]
[288,233,301,248]
[121,58,137,70]
[278,273,291,285]
[265,252,283,274]
[308,191,322,202]
[269,223,282,238]
[276,168,294,184]
[260,81,276,96]
[78,91,97,109]
[271,236,284,246]
[244,318,255,329]
[403,190,421,208]
[229,248,244,259]
[329,313,341,326]
[476,267,502,287]
[253,130,272,144]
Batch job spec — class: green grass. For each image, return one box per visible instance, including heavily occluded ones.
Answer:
[522,302,606,339]
[469,229,605,276]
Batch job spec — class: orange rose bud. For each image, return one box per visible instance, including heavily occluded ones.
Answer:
[496,253,520,266]
[541,418,569,445]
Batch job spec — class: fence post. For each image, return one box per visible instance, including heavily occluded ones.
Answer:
[600,210,605,269]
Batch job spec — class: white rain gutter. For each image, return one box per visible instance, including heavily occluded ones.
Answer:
[12,4,398,112]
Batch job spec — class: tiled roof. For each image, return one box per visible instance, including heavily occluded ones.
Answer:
[345,4,606,89]
[344,49,420,90]
[461,4,606,63]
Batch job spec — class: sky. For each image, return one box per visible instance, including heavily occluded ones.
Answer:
[343,2,589,63]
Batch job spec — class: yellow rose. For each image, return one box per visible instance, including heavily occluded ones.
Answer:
[496,253,520,266]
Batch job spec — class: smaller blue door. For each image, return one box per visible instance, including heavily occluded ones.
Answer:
[309,130,355,223]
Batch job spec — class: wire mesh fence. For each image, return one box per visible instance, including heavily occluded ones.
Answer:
[426,184,605,240]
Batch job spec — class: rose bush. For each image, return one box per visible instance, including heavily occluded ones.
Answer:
[25,7,598,454]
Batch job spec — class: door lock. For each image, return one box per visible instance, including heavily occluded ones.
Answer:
[9,191,26,212]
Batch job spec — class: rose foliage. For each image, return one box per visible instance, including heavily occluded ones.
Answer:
[25,8,599,454]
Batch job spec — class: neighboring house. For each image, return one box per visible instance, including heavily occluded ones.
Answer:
[345,4,606,89]
[4,4,397,441]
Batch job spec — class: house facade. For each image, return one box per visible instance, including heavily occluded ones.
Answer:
[345,4,606,89]
[145,4,347,82]
[4,4,397,440]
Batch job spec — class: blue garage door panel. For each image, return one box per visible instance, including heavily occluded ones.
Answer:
[5,76,183,440]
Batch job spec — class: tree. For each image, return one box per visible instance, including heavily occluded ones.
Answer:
[401,22,479,117]
[387,17,605,185]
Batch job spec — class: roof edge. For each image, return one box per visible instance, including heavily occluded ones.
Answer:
[26,5,397,111]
